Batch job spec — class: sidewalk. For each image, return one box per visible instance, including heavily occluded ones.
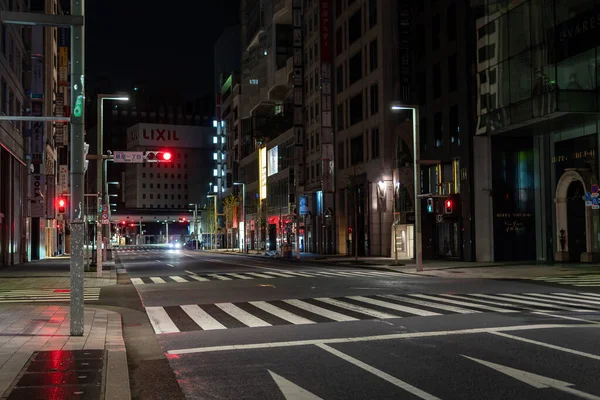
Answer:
[196,249,600,280]
[0,305,129,399]
[0,257,117,291]
[0,257,130,398]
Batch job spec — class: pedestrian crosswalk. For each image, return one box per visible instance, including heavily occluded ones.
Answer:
[528,274,600,287]
[145,291,600,334]
[0,288,101,303]
[130,270,400,285]
[115,247,164,253]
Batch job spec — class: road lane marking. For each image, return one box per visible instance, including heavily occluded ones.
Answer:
[169,276,189,283]
[268,370,323,400]
[146,307,180,334]
[348,296,440,316]
[553,293,600,303]
[282,299,358,322]
[167,323,599,354]
[130,278,144,285]
[532,311,600,324]
[149,277,167,284]
[185,270,196,275]
[489,331,600,361]
[225,273,253,280]
[522,293,600,307]
[464,355,600,400]
[249,301,315,325]
[181,304,227,330]
[167,263,175,267]
[316,344,440,400]
[476,293,583,311]
[380,294,481,314]
[216,303,271,327]
[246,272,275,279]
[262,271,297,278]
[412,294,515,313]
[187,275,210,282]
[209,274,232,281]
[314,298,398,319]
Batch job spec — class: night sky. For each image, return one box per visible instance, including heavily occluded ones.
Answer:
[85,0,240,99]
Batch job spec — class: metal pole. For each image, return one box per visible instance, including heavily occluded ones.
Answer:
[413,108,423,272]
[296,196,300,260]
[194,204,198,250]
[165,222,169,244]
[213,197,217,250]
[95,98,103,273]
[69,0,85,336]
[242,184,246,253]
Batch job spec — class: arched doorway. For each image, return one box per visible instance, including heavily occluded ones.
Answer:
[555,169,595,262]
[566,181,586,262]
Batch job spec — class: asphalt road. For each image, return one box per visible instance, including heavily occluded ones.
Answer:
[114,245,600,400]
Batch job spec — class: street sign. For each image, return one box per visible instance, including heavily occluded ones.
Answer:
[592,184,599,194]
[592,197,598,206]
[102,204,108,213]
[102,212,109,225]
[113,151,144,163]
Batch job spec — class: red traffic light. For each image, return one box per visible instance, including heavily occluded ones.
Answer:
[130,223,134,227]
[444,199,453,214]
[57,197,67,213]
[160,152,172,161]
[145,151,172,163]
[58,199,65,207]
[446,200,451,208]
[122,221,126,225]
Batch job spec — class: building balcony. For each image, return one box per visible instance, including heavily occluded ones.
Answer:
[268,57,293,102]
[273,0,292,24]
[249,86,275,117]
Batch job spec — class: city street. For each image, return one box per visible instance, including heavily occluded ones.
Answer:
[114,246,600,400]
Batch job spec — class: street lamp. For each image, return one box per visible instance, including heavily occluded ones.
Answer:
[390,104,422,272]
[233,182,246,253]
[207,195,218,250]
[96,94,129,273]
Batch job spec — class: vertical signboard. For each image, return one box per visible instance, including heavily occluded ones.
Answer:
[59,165,69,194]
[321,0,334,195]
[46,176,55,219]
[293,0,304,187]
[259,147,267,200]
[55,93,66,146]
[30,174,45,217]
[58,28,69,87]
[31,121,44,165]
[31,57,44,99]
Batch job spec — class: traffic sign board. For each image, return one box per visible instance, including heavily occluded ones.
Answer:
[102,213,108,219]
[592,197,598,206]
[592,184,599,194]
[114,151,144,163]
[102,204,108,212]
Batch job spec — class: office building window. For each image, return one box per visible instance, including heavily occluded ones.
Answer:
[448,54,457,92]
[350,135,364,165]
[433,63,441,99]
[420,117,428,152]
[337,103,344,131]
[349,9,361,45]
[369,40,378,72]
[369,0,377,28]
[142,173,146,178]
[449,105,459,145]
[370,84,379,115]
[434,112,443,148]
[349,93,363,125]
[142,194,146,199]
[432,14,440,49]
[447,3,456,42]
[371,127,380,159]
[338,142,344,169]
[336,27,343,55]
[349,51,362,85]
[142,183,146,188]
[336,65,344,93]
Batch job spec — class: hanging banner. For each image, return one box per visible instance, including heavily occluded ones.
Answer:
[55,93,66,146]
[30,173,45,218]
[46,176,55,219]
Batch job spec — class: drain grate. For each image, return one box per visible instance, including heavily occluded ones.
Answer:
[4,350,106,400]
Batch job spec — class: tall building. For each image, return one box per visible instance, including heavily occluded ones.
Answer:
[413,0,477,261]
[0,0,30,265]
[237,0,296,251]
[332,0,410,257]
[472,0,600,263]
[124,123,216,210]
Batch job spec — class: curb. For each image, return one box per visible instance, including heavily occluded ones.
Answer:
[98,307,131,400]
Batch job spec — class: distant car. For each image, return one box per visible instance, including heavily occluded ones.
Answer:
[168,241,182,249]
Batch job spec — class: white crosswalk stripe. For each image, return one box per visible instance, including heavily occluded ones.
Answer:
[0,288,101,303]
[144,292,600,335]
[129,270,403,285]
[527,274,600,287]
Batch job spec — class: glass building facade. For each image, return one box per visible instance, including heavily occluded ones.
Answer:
[473,0,600,262]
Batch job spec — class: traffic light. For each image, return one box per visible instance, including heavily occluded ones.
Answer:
[226,173,232,188]
[145,150,172,163]
[444,198,453,214]
[426,198,434,213]
[57,197,67,214]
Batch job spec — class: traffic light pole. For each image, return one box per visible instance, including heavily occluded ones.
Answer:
[69,0,86,335]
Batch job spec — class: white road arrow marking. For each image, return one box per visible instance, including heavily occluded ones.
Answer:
[268,370,323,400]
[463,356,600,400]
